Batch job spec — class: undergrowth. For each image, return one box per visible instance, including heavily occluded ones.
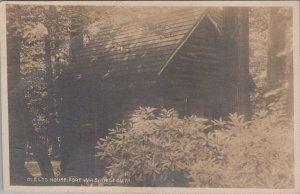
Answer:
[96,84,293,188]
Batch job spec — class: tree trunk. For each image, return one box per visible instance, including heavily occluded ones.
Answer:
[267,8,287,88]
[7,36,22,92]
[45,35,60,157]
[223,7,252,119]
[267,8,293,116]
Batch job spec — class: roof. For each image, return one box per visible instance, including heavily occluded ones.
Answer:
[64,7,222,90]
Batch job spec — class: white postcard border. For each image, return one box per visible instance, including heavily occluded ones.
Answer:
[1,1,299,193]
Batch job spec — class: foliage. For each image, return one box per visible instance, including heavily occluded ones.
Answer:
[7,4,110,136]
[96,84,293,188]
[249,8,270,113]
[249,8,293,114]
[188,91,293,188]
[96,107,215,186]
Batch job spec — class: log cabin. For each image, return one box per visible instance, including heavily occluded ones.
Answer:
[57,8,244,176]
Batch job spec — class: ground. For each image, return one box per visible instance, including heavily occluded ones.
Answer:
[25,160,61,177]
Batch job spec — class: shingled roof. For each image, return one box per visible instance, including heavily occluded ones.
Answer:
[64,7,222,90]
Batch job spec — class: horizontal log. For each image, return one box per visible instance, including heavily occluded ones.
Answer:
[69,55,168,77]
[77,36,220,67]
[76,41,179,63]
[181,50,217,58]
[164,76,226,84]
[171,62,220,70]
[63,62,226,89]
[68,52,220,78]
[181,42,218,51]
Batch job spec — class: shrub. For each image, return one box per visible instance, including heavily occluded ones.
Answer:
[96,108,220,186]
[96,85,293,188]
[188,84,293,188]
[188,112,293,188]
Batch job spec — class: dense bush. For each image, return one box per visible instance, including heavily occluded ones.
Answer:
[96,86,293,188]
[96,108,215,186]
[188,112,293,188]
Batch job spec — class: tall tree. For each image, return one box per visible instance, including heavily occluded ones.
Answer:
[267,8,293,116]
[267,8,292,87]
[6,5,23,92]
[222,7,252,119]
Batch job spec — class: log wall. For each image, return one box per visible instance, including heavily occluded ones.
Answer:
[159,17,227,118]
